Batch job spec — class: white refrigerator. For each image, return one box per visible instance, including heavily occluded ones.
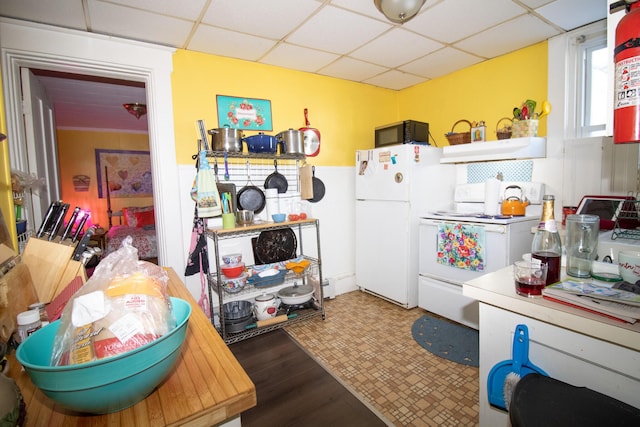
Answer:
[355,144,455,308]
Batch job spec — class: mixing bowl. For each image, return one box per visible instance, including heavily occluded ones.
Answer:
[16,297,191,414]
[236,210,254,226]
[221,273,247,293]
[221,262,245,278]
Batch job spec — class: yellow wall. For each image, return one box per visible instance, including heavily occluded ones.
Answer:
[399,42,548,145]
[56,130,151,228]
[0,72,17,251]
[172,43,548,166]
[171,50,398,167]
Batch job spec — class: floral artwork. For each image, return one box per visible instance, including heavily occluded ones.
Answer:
[216,95,272,131]
[96,149,152,198]
[436,223,486,271]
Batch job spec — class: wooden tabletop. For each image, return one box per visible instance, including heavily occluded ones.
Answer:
[6,268,256,426]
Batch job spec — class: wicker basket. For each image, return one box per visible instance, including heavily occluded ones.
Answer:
[445,119,471,145]
[496,117,513,140]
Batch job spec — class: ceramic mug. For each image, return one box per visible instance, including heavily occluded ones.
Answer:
[618,251,640,284]
[253,293,280,321]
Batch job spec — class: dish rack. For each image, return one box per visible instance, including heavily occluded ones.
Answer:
[612,196,640,240]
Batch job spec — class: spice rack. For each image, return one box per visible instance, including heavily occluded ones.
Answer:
[205,218,325,344]
[612,197,640,240]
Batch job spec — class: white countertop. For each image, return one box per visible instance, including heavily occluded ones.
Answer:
[463,266,640,352]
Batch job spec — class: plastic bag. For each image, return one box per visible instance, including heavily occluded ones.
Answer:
[50,236,175,366]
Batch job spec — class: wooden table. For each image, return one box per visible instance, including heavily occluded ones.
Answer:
[6,268,256,426]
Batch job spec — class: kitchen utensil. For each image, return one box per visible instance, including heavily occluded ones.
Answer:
[72,226,95,261]
[224,313,254,333]
[501,185,529,216]
[247,269,287,288]
[36,201,59,238]
[253,228,297,264]
[278,283,314,305]
[236,161,266,214]
[60,206,80,242]
[272,213,286,223]
[264,160,288,194]
[223,300,253,321]
[245,313,297,330]
[48,203,69,241]
[222,253,242,265]
[220,272,247,294]
[221,262,245,278]
[208,126,244,152]
[300,108,321,157]
[243,133,278,153]
[299,164,314,200]
[309,166,325,203]
[235,209,254,226]
[224,151,230,180]
[276,128,304,154]
[16,297,191,414]
[487,324,548,410]
[253,292,280,321]
[197,120,209,150]
[71,212,89,242]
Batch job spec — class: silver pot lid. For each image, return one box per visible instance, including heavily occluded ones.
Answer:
[255,292,276,302]
[278,284,313,297]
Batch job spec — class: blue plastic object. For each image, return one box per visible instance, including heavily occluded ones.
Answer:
[247,269,287,288]
[16,297,191,414]
[272,213,286,223]
[487,324,548,411]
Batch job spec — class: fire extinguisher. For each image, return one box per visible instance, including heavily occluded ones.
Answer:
[612,0,640,144]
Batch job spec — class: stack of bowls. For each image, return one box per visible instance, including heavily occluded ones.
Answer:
[220,253,246,293]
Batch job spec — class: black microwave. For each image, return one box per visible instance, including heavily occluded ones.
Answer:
[375,120,429,148]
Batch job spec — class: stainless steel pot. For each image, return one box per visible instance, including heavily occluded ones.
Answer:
[276,128,304,154]
[208,126,244,152]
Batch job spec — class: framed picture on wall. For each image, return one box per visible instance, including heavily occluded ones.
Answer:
[216,95,273,131]
[95,149,152,198]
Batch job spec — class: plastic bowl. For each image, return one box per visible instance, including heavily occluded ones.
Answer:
[221,262,245,278]
[221,273,247,294]
[16,297,191,414]
[222,253,242,265]
[271,213,286,223]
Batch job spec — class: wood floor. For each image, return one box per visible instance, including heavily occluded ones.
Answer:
[229,329,390,427]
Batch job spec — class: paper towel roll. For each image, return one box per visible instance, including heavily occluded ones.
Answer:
[484,178,501,216]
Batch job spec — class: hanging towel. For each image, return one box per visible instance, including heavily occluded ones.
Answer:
[185,213,210,318]
[195,151,222,218]
[436,222,486,271]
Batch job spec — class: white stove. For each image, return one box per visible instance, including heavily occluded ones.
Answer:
[597,230,640,263]
[417,181,544,329]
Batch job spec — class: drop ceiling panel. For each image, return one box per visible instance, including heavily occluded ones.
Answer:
[189,24,277,61]
[535,0,608,31]
[405,0,527,44]
[350,28,443,68]
[0,0,87,30]
[318,57,388,83]
[364,70,426,91]
[286,6,391,55]
[104,0,208,21]
[88,1,193,47]
[400,47,484,79]
[260,43,340,73]
[202,0,321,40]
[455,14,561,59]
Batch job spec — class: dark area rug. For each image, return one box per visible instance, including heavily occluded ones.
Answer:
[229,329,389,427]
[411,314,479,367]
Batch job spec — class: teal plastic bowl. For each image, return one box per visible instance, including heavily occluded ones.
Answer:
[16,297,191,414]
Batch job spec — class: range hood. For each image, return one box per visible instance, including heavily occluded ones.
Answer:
[440,137,546,163]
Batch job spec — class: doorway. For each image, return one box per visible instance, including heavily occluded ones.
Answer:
[0,19,185,274]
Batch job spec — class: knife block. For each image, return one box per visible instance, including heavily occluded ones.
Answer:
[21,238,86,304]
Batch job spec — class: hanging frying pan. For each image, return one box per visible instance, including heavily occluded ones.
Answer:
[309,166,325,203]
[236,160,266,214]
[300,108,321,157]
[264,160,288,193]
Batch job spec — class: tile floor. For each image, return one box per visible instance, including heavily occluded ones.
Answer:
[285,291,480,426]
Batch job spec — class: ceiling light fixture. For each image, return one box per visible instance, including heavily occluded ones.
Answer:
[374,0,425,24]
[123,103,147,119]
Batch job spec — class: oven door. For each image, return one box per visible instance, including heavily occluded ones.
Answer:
[419,218,509,283]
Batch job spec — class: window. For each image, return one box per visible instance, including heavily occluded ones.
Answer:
[577,30,608,137]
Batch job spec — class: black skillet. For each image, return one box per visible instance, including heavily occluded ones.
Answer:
[236,161,266,214]
[264,160,288,194]
[309,166,325,203]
